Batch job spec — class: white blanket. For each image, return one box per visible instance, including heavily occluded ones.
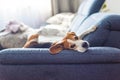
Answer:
[37,13,75,43]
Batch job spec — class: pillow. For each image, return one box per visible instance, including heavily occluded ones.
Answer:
[46,13,75,25]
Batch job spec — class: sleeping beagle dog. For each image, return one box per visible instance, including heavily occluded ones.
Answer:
[23,26,97,54]
[49,32,89,54]
[49,26,97,54]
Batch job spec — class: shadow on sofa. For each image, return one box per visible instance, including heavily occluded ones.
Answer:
[0,0,108,80]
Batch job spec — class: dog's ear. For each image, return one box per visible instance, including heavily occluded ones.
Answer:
[49,41,64,55]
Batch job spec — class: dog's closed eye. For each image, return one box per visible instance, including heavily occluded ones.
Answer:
[70,44,76,48]
[74,36,78,40]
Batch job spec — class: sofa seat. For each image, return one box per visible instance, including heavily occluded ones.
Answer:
[0,0,108,80]
[0,47,120,65]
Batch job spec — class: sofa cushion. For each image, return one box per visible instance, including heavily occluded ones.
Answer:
[91,14,120,48]
[101,15,120,48]
[69,0,105,32]
[77,0,105,16]
[76,13,120,48]
[0,47,120,64]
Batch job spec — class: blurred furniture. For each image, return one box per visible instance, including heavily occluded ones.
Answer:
[0,0,105,80]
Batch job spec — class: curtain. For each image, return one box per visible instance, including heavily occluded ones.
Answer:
[0,0,52,30]
[51,0,83,15]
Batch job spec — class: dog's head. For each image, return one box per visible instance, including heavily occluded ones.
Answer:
[49,32,89,54]
[64,32,79,40]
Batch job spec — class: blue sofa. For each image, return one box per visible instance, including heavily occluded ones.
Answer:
[1,0,116,80]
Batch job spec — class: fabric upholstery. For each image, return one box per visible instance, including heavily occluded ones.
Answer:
[0,47,120,64]
[2,1,120,80]
[76,13,120,48]
[0,64,120,80]
[69,0,105,32]
[1,13,120,80]
[77,0,105,15]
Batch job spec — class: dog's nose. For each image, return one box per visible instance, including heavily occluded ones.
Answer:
[82,41,89,48]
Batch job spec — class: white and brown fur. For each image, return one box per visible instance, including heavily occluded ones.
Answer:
[0,21,97,54]
[23,26,97,54]
[49,26,97,54]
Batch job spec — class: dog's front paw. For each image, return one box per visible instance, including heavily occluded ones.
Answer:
[90,26,97,32]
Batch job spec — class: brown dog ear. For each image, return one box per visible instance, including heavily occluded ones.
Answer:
[49,41,64,55]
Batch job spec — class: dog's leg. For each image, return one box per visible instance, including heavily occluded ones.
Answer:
[23,34,39,48]
[79,26,97,39]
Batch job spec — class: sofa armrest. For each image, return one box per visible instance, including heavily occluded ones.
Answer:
[0,47,120,64]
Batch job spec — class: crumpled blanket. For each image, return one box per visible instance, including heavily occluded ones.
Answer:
[0,13,75,48]
[37,12,75,43]
[0,21,34,48]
